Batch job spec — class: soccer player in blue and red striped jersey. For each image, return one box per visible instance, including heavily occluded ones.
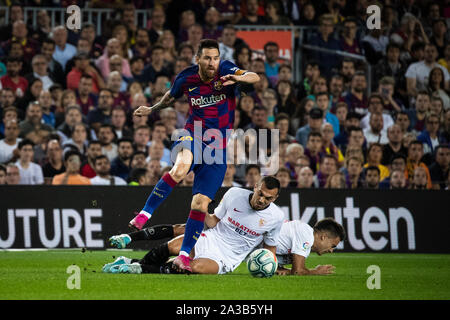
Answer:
[129,39,260,272]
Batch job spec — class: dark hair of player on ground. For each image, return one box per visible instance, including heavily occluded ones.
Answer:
[260,175,281,195]
[314,217,346,241]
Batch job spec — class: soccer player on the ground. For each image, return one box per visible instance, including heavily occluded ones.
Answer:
[105,180,345,276]
[104,177,285,274]
[128,39,260,272]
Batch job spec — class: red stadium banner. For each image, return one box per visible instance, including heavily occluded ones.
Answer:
[236,30,293,62]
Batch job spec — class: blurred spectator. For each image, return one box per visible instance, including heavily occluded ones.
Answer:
[147,158,162,186]
[52,150,91,185]
[128,167,150,186]
[62,123,89,156]
[98,124,118,162]
[0,119,21,164]
[111,137,134,181]
[362,23,390,65]
[264,41,280,85]
[51,26,77,72]
[16,78,44,113]
[148,6,167,45]
[410,166,431,189]
[38,91,55,128]
[405,91,430,132]
[417,113,445,155]
[377,76,404,114]
[91,155,127,185]
[0,164,5,184]
[140,45,172,85]
[429,145,450,190]
[296,107,323,147]
[275,167,291,188]
[428,67,450,110]
[219,25,238,63]
[42,139,65,184]
[40,38,66,87]
[275,113,295,143]
[291,97,315,134]
[314,154,338,188]
[315,91,340,135]
[297,60,320,100]
[406,43,449,99]
[0,107,19,140]
[19,102,54,139]
[265,0,291,26]
[363,113,389,145]
[5,163,20,185]
[382,124,408,166]
[345,156,364,189]
[340,17,362,55]
[81,140,102,178]
[334,101,348,133]
[275,80,298,118]
[147,141,169,167]
[222,164,242,187]
[330,75,345,111]
[107,71,129,111]
[389,169,407,189]
[0,3,23,42]
[96,38,132,81]
[304,131,323,174]
[364,166,380,189]
[429,18,448,60]
[364,143,390,181]
[112,107,132,139]
[130,151,147,170]
[203,7,223,40]
[1,56,28,98]
[406,140,432,188]
[308,14,341,77]
[237,0,268,25]
[87,88,114,132]
[321,123,344,167]
[340,71,368,117]
[333,112,361,152]
[297,166,314,188]
[325,171,346,189]
[244,164,261,188]
[361,94,395,131]
[56,105,83,145]
[15,139,44,185]
[284,142,304,181]
[233,44,252,71]
[26,54,55,91]
[67,52,104,95]
[395,111,412,135]
[75,74,98,116]
[133,125,151,155]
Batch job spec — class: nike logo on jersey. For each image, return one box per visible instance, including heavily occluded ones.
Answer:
[233,208,242,212]
[189,87,197,92]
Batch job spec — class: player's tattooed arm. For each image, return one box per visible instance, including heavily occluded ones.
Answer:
[133,90,175,117]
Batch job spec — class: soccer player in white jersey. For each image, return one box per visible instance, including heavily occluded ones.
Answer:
[103,176,285,274]
[274,218,345,275]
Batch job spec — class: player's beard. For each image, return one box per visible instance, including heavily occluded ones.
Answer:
[201,66,217,81]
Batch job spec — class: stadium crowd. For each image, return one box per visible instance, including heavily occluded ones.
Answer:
[0,0,449,190]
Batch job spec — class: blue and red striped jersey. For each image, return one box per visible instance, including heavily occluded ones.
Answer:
[170,60,246,147]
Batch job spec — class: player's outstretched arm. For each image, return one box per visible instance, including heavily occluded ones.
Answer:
[220,71,260,86]
[289,254,335,276]
[133,90,175,117]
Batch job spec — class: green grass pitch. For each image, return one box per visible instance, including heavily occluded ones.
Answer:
[0,250,449,300]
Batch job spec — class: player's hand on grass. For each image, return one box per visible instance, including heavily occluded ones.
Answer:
[314,264,336,275]
[133,105,153,117]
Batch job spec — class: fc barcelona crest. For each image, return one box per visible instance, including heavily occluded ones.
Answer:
[214,81,223,91]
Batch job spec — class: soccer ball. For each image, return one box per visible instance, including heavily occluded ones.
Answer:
[247,248,278,278]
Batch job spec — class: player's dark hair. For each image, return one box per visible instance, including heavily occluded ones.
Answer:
[314,218,346,241]
[0,164,7,174]
[196,39,220,57]
[261,176,281,194]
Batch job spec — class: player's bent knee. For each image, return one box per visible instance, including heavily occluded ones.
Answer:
[191,194,211,212]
